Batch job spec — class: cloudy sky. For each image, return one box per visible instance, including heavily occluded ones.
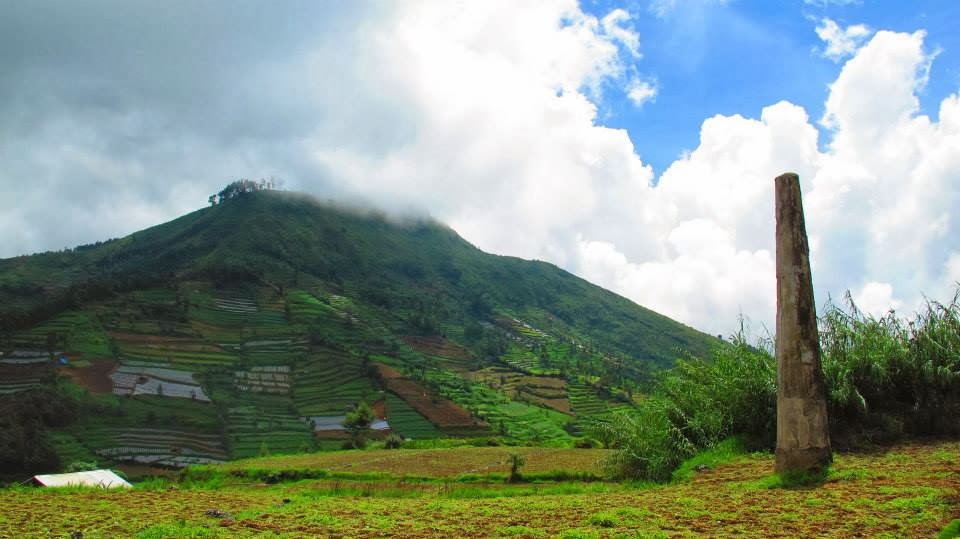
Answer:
[2,0,959,336]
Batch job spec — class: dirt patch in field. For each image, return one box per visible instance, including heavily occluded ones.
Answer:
[375,364,486,429]
[61,359,117,394]
[402,336,474,362]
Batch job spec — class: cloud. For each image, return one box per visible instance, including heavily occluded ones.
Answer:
[601,9,641,58]
[1,2,958,339]
[627,78,658,107]
[852,282,903,318]
[804,0,861,8]
[815,18,872,62]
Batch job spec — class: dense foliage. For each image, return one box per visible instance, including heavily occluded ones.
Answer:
[593,291,960,481]
[0,386,77,478]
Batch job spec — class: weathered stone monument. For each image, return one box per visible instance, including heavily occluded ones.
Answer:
[774,172,831,473]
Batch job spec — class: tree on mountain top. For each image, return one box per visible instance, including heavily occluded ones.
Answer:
[209,177,281,205]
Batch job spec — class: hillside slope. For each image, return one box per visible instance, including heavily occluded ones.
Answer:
[0,189,718,473]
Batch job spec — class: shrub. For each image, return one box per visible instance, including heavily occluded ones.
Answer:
[593,289,960,481]
[591,329,773,482]
[506,452,525,483]
[384,433,404,449]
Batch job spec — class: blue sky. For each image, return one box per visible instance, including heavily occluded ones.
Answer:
[581,0,960,175]
[1,1,958,335]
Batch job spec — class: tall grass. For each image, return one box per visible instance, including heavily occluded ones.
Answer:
[822,291,960,441]
[593,290,960,481]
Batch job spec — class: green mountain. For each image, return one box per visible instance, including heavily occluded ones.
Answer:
[0,188,717,474]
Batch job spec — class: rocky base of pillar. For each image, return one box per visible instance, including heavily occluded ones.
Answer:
[774,446,832,474]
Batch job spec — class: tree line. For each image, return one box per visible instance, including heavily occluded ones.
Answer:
[208,177,283,206]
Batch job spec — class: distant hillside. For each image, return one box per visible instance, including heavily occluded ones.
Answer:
[0,188,718,475]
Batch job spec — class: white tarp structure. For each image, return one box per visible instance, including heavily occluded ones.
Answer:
[32,469,132,489]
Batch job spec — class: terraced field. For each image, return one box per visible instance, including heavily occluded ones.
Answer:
[2,279,648,470]
[385,392,442,439]
[227,403,313,458]
[294,347,380,415]
[0,361,49,394]
[9,310,111,360]
[233,365,292,394]
[376,364,485,432]
[85,427,228,466]
[110,364,210,401]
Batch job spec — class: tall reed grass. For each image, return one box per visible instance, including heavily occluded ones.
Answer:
[592,290,960,481]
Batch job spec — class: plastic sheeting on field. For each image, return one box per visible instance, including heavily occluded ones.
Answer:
[32,469,132,489]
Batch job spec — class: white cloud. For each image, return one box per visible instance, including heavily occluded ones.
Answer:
[852,282,903,318]
[2,3,958,340]
[649,0,679,19]
[815,18,872,62]
[601,9,641,58]
[804,0,861,8]
[627,78,658,107]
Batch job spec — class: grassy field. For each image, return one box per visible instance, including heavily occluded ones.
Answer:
[2,441,957,538]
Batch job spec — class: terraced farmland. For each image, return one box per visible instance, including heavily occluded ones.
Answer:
[110,365,210,401]
[0,361,49,394]
[227,403,313,458]
[9,310,110,360]
[376,364,485,433]
[234,365,292,394]
[293,347,380,415]
[85,427,228,466]
[384,392,442,439]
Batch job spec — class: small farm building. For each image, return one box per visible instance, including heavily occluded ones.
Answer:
[32,469,132,489]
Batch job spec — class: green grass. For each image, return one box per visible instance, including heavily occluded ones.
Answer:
[940,519,960,539]
[671,437,748,482]
[385,392,442,439]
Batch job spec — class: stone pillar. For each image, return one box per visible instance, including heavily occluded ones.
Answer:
[774,172,831,473]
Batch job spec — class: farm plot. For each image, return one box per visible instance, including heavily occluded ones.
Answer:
[188,286,291,343]
[568,382,623,417]
[402,335,477,372]
[376,364,486,433]
[385,392,442,439]
[238,338,305,365]
[60,359,116,393]
[234,365,291,394]
[227,404,314,458]
[9,310,111,360]
[86,427,228,466]
[110,365,210,401]
[216,446,611,478]
[466,367,571,414]
[475,400,573,441]
[293,347,381,415]
[0,362,50,394]
[287,289,395,355]
[110,331,239,367]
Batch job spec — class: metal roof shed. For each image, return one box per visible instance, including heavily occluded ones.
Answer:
[32,470,132,489]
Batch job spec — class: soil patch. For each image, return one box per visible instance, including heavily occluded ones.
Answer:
[61,359,117,393]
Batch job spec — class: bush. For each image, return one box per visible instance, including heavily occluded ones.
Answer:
[593,289,960,481]
[821,291,960,445]
[384,433,404,449]
[506,452,525,483]
[591,329,773,482]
